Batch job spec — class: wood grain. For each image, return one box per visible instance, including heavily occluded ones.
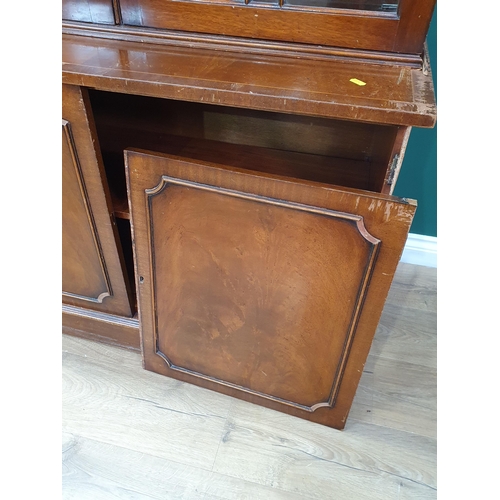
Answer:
[88,88,402,199]
[62,34,437,127]
[352,263,437,438]
[61,21,425,67]
[62,119,111,304]
[94,128,377,195]
[62,432,305,499]
[151,180,378,408]
[212,403,436,499]
[62,84,133,317]
[126,150,416,429]
[62,338,232,470]
[62,304,140,351]
[120,0,397,50]
[369,303,436,368]
[386,263,437,313]
[88,87,399,166]
[118,0,435,55]
[380,126,412,195]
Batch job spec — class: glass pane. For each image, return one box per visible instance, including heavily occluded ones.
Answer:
[284,0,398,12]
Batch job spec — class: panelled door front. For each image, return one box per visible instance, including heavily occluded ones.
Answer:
[62,84,132,317]
[126,149,415,429]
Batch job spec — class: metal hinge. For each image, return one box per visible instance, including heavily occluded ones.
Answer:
[387,154,399,185]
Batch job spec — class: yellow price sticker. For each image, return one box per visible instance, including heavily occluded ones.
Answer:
[349,78,366,86]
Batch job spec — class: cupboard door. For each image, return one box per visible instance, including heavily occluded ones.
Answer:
[63,84,133,317]
[126,150,415,429]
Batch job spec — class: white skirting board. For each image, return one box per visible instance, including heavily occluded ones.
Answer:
[400,233,437,268]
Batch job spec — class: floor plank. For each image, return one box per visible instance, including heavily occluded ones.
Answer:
[63,432,303,500]
[387,263,437,313]
[212,402,436,499]
[63,338,231,470]
[371,303,436,369]
[62,262,437,499]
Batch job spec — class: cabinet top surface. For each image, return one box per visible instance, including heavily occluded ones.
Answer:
[62,33,436,127]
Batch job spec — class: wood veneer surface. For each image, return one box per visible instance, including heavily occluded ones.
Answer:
[62,33,436,127]
[126,150,416,429]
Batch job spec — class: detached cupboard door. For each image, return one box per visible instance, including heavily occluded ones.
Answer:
[126,150,415,429]
[62,84,133,317]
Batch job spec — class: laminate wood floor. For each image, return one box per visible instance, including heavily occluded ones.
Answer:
[62,262,437,500]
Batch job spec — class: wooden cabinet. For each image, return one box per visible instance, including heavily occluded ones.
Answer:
[62,0,436,429]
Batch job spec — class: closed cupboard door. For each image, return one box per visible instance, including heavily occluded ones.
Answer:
[126,150,415,429]
[62,84,132,317]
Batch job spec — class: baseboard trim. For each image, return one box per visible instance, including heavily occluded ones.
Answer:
[400,233,437,268]
[62,304,141,351]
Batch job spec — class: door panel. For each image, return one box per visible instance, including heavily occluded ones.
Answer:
[126,150,416,428]
[62,84,133,317]
[62,119,111,303]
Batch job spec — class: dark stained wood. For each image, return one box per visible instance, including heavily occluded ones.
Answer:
[62,84,133,317]
[133,133,375,189]
[63,304,140,350]
[103,132,376,218]
[62,34,437,127]
[87,90,402,214]
[62,119,110,303]
[125,150,416,429]
[88,89,399,162]
[120,0,396,51]
[62,0,116,24]
[394,0,436,54]
[380,126,412,195]
[111,190,130,220]
[118,0,435,55]
[87,90,400,201]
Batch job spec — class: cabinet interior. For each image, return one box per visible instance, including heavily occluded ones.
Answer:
[87,88,400,306]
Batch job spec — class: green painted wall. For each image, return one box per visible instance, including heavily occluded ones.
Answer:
[393,10,437,237]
